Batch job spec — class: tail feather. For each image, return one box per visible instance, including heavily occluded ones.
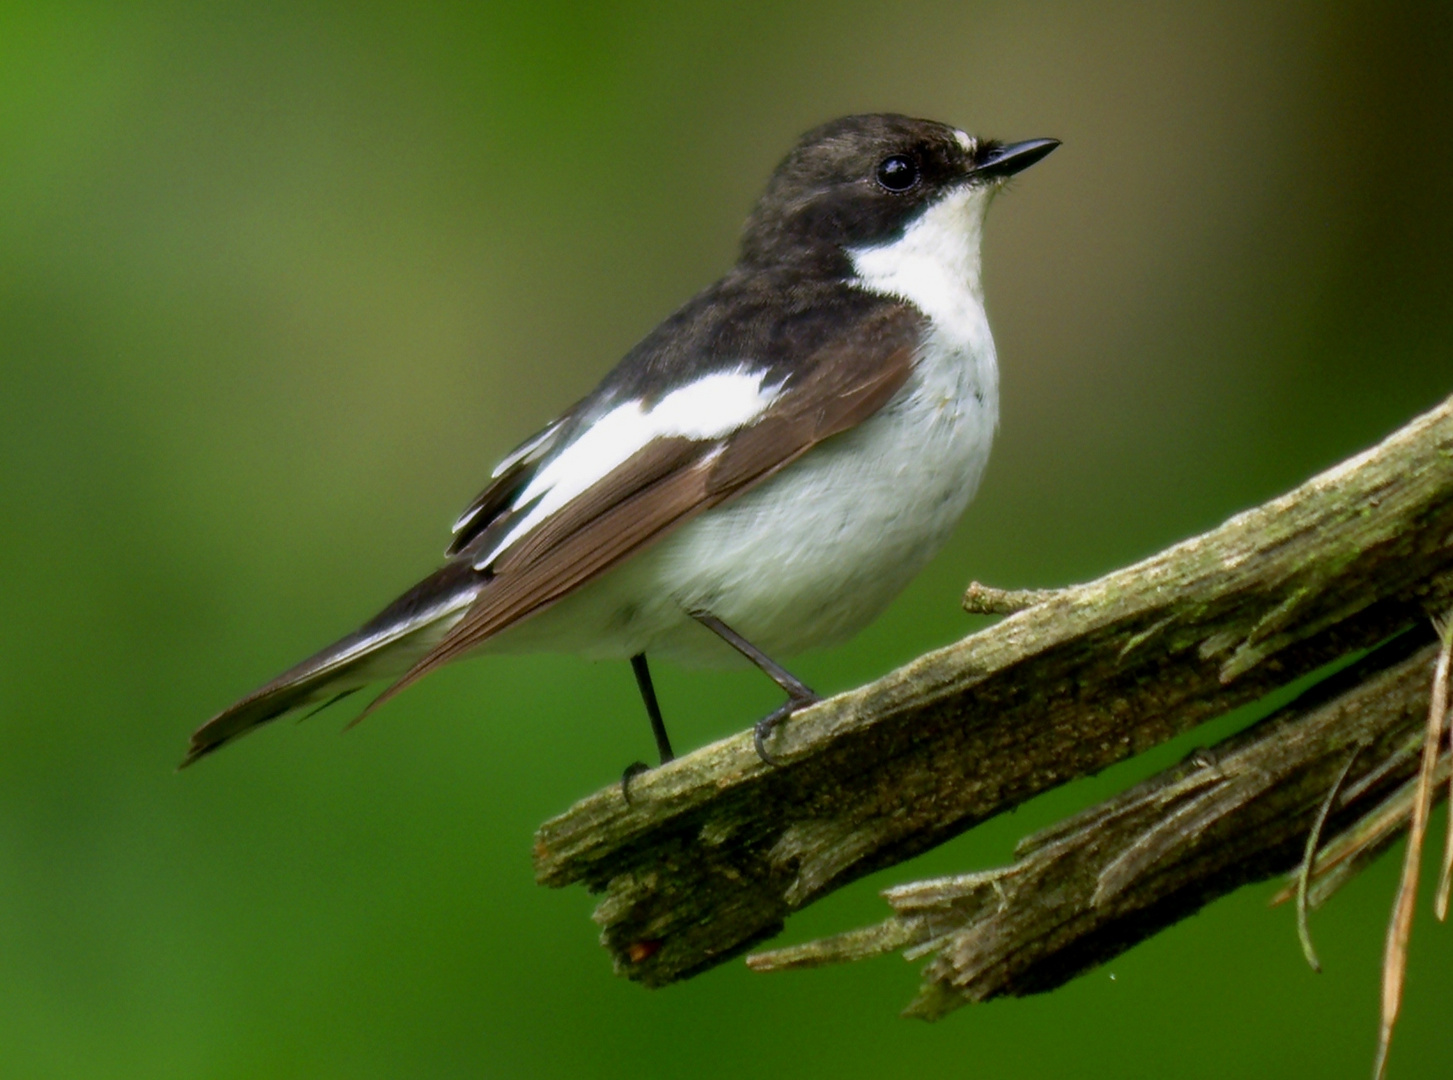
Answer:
[183,563,481,767]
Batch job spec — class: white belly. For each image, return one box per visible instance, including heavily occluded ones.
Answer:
[491,328,998,666]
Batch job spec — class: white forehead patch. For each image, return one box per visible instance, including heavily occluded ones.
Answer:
[474,368,782,569]
[954,130,974,153]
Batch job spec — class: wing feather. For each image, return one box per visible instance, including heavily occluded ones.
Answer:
[447,419,569,556]
[363,301,922,714]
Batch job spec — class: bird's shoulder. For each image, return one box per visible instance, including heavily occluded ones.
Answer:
[594,267,912,404]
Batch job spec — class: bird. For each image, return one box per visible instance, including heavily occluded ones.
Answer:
[184,113,1058,778]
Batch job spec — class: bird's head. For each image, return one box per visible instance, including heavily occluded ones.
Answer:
[739,113,1057,271]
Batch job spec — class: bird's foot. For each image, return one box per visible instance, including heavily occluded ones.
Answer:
[753,690,821,766]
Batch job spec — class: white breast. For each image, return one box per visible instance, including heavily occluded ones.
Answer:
[493,181,1001,665]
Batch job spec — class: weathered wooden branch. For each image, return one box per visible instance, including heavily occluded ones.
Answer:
[533,394,1453,990]
[748,627,1443,1015]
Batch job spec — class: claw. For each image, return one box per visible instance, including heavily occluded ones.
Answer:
[752,693,820,766]
[620,760,651,803]
[753,713,784,766]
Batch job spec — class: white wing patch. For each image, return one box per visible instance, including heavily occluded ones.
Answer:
[474,368,782,569]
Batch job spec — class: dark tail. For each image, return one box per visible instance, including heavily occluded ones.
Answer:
[182,562,482,768]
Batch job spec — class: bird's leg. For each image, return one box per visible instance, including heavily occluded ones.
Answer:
[620,653,673,802]
[633,653,675,764]
[691,613,820,765]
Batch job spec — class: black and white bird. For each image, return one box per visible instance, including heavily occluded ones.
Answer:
[185,114,1057,774]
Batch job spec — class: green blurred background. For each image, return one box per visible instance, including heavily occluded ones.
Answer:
[3,1,1452,1076]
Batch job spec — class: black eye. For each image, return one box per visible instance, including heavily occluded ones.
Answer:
[875,154,919,192]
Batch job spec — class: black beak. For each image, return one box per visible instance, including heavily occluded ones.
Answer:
[972,138,1060,180]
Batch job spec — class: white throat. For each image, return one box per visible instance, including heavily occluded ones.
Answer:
[846,183,992,338]
[845,182,999,427]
